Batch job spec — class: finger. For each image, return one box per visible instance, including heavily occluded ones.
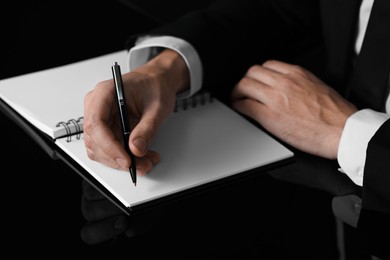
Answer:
[129,101,169,157]
[144,150,161,165]
[245,64,283,86]
[262,60,306,76]
[83,81,115,126]
[232,98,269,124]
[86,139,129,171]
[88,149,160,177]
[231,76,273,105]
[135,150,160,176]
[80,215,129,245]
[84,126,132,169]
[84,84,133,169]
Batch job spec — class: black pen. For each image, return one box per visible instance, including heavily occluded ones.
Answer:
[111,62,137,186]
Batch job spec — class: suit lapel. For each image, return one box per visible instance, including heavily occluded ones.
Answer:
[347,0,390,111]
[320,0,362,93]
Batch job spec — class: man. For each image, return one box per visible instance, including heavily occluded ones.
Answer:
[83,0,390,257]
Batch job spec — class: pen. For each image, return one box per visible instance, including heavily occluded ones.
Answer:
[111,62,137,186]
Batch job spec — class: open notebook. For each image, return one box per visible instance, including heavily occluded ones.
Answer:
[0,50,294,214]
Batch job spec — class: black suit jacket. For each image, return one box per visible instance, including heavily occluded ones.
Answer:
[126,0,390,257]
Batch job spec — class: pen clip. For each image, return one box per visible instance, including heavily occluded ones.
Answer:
[112,62,131,133]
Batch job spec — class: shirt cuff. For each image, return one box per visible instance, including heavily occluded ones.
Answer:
[127,35,203,99]
[337,109,390,186]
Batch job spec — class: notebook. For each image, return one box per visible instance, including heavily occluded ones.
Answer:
[0,50,294,214]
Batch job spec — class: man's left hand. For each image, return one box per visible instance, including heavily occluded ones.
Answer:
[231,60,357,159]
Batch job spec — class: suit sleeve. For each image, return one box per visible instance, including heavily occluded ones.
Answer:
[125,0,322,101]
[356,119,390,259]
[360,118,390,213]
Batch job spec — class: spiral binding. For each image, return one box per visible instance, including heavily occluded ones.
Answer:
[54,92,212,142]
[56,116,83,142]
[174,91,213,112]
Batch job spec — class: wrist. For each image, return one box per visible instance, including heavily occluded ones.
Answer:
[140,49,190,95]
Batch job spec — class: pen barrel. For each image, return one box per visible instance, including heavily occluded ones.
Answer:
[118,102,132,133]
[123,132,136,165]
[123,132,132,155]
[123,132,137,183]
[112,63,132,133]
[112,62,136,185]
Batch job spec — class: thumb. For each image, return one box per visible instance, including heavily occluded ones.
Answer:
[129,104,168,157]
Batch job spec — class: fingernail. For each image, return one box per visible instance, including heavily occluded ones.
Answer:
[116,158,128,169]
[133,137,147,154]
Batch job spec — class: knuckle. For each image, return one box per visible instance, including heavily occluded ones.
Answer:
[278,77,293,88]
[95,79,111,90]
[100,143,115,158]
[84,134,93,149]
[86,147,95,161]
[289,64,308,77]
[142,119,158,136]
[262,60,277,66]
[106,159,121,170]
[247,64,261,75]
[83,115,98,135]
[237,77,251,88]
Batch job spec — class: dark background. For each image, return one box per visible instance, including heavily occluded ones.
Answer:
[0,1,348,259]
[1,0,214,79]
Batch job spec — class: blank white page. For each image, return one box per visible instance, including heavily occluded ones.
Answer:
[0,50,128,139]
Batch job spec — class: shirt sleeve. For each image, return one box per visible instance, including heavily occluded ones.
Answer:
[127,35,203,99]
[337,109,390,186]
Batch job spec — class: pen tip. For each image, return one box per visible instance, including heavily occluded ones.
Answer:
[113,61,118,66]
[129,167,136,187]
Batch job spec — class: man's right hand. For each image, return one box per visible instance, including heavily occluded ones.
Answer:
[83,49,190,176]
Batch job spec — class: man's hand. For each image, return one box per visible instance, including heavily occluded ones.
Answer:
[231,60,357,159]
[83,49,189,175]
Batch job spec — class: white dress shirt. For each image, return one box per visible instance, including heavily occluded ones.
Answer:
[337,0,390,186]
[127,0,390,187]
